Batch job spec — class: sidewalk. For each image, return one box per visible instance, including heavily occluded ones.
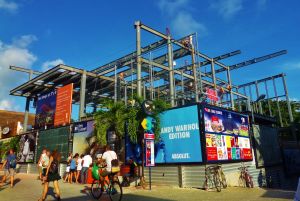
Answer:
[0,173,295,201]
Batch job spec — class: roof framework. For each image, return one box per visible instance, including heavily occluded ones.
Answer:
[10,21,289,121]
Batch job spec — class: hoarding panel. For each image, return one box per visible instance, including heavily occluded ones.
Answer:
[203,105,253,162]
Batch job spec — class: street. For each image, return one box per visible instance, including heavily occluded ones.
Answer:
[0,174,295,201]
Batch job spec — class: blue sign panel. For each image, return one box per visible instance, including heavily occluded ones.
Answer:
[155,105,202,163]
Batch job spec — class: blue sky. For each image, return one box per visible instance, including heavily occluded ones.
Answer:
[0,0,299,119]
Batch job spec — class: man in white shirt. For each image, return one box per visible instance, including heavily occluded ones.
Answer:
[101,145,117,177]
[80,154,92,184]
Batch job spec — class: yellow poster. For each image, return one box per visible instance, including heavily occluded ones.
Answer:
[226,136,231,148]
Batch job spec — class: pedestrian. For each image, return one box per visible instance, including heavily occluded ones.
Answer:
[38,150,62,201]
[37,148,47,180]
[69,153,78,184]
[0,149,17,188]
[75,154,84,184]
[41,150,51,184]
[63,152,72,183]
[81,153,92,184]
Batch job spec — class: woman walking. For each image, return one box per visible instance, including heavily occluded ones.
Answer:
[38,150,62,201]
[76,154,83,183]
[69,153,78,184]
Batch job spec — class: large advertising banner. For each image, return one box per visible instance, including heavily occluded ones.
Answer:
[203,106,252,162]
[155,105,203,164]
[35,90,57,128]
[54,83,73,127]
[16,132,36,163]
[35,83,73,128]
[72,121,94,155]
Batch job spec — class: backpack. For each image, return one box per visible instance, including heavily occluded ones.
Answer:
[92,163,100,180]
[111,158,120,173]
[9,158,17,169]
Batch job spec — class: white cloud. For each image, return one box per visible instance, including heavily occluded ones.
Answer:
[171,12,207,37]
[0,35,37,111]
[211,0,243,19]
[0,0,18,12]
[157,0,207,37]
[41,59,64,71]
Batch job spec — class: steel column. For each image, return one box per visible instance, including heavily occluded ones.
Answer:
[135,21,142,97]
[167,36,175,107]
[23,97,30,133]
[191,47,199,102]
[272,78,283,127]
[255,81,263,114]
[79,70,87,120]
[282,75,294,123]
[264,81,272,116]
[226,67,234,110]
[181,70,185,105]
[210,59,217,89]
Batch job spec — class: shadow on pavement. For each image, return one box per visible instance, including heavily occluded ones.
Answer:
[58,194,174,201]
[261,189,295,200]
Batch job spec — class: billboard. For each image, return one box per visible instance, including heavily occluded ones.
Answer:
[16,132,36,163]
[155,105,203,164]
[72,121,94,155]
[203,106,253,162]
[35,83,73,128]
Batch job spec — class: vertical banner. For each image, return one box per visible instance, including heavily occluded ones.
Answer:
[35,90,57,128]
[72,121,94,155]
[16,132,36,163]
[54,83,73,126]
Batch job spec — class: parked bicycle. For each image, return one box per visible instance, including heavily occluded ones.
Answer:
[238,163,254,188]
[91,172,123,201]
[204,164,227,192]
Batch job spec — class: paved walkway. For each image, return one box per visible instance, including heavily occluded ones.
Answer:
[0,173,296,201]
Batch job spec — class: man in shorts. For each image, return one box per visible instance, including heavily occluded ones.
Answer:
[0,149,17,188]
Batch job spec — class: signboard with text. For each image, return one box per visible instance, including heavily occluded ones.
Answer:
[35,83,73,128]
[203,105,252,162]
[155,105,203,164]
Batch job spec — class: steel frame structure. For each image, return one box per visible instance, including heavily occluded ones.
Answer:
[9,21,290,125]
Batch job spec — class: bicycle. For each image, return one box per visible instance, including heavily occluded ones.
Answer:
[204,164,227,192]
[91,172,123,201]
[238,163,254,188]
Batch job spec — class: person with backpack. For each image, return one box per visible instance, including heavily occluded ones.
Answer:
[38,150,62,201]
[0,149,17,188]
[100,145,118,177]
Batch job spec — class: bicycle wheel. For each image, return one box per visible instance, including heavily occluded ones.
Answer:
[220,171,227,188]
[238,175,246,188]
[213,173,221,192]
[108,181,123,201]
[91,180,102,199]
[245,174,254,188]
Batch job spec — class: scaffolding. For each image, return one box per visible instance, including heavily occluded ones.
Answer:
[9,21,292,128]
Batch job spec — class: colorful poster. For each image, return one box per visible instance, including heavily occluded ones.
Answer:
[35,83,73,129]
[16,133,36,163]
[155,105,202,163]
[145,139,155,167]
[35,90,57,128]
[72,121,94,155]
[54,83,73,126]
[204,105,253,162]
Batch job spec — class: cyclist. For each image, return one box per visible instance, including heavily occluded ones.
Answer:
[99,145,118,187]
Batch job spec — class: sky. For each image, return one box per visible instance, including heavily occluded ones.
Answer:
[0,0,299,119]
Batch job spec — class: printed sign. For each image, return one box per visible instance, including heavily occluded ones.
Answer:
[72,121,94,155]
[155,105,202,163]
[35,83,73,128]
[54,83,73,126]
[145,139,155,167]
[203,106,252,162]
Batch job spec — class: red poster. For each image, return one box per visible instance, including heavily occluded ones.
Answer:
[241,148,252,160]
[54,83,73,126]
[227,148,232,160]
[207,147,218,161]
[206,87,219,101]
